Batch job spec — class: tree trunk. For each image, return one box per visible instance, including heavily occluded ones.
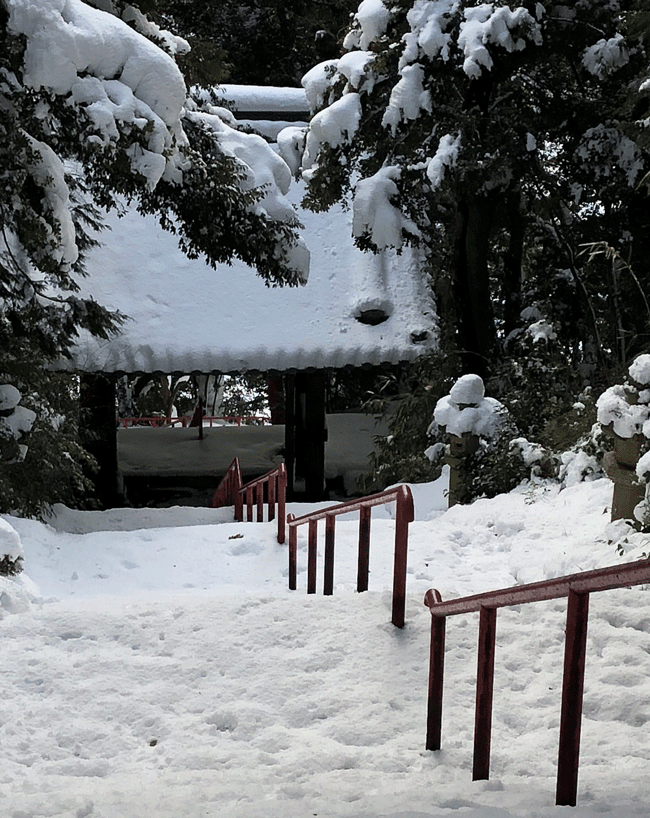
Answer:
[502,190,525,339]
[79,373,120,508]
[448,195,497,378]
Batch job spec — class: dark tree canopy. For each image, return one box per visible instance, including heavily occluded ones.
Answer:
[301,0,650,382]
[134,0,355,86]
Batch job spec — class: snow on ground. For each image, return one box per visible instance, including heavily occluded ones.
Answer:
[2,474,650,818]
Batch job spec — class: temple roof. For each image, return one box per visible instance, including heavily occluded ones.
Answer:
[63,89,438,376]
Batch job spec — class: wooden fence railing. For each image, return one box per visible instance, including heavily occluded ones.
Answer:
[423,559,650,806]
[119,415,271,428]
[209,458,244,520]
[286,485,414,628]
[209,458,287,544]
[239,464,287,545]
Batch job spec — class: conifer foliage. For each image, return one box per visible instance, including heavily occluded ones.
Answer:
[299,0,650,489]
[302,0,650,380]
[0,0,308,515]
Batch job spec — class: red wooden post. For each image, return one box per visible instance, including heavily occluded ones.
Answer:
[277,465,287,545]
[391,486,414,628]
[268,475,276,522]
[473,606,497,781]
[246,487,253,522]
[256,482,264,522]
[357,505,371,593]
[556,590,590,807]
[288,514,297,590]
[426,597,446,751]
[307,519,318,594]
[324,514,336,595]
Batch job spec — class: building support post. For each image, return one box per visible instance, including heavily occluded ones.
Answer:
[79,373,120,508]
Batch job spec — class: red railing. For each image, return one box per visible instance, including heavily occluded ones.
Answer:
[238,463,288,545]
[286,485,414,628]
[209,458,287,544]
[210,458,244,520]
[119,415,271,428]
[423,559,650,807]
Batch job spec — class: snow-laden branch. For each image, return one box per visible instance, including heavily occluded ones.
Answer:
[3,0,309,291]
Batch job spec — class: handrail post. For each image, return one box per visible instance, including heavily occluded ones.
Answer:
[324,515,336,595]
[473,606,497,781]
[556,589,590,807]
[288,514,297,590]
[246,487,253,522]
[392,486,414,628]
[277,465,287,544]
[256,482,264,522]
[268,475,276,522]
[234,487,243,522]
[426,609,446,750]
[307,519,318,594]
[357,505,371,593]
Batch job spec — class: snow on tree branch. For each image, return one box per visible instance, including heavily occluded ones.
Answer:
[2,0,308,312]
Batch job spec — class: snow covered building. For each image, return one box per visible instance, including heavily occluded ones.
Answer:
[62,87,438,504]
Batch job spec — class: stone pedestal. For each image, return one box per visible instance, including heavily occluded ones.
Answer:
[445,431,479,507]
[602,435,645,523]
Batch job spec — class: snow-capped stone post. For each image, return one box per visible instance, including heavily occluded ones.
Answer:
[0,517,24,577]
[597,356,650,522]
[0,385,36,465]
[432,375,489,507]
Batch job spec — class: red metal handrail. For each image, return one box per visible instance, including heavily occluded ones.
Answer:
[238,463,287,544]
[210,458,243,519]
[286,485,414,628]
[209,458,287,544]
[423,559,650,807]
[119,415,271,428]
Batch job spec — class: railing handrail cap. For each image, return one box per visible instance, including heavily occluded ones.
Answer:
[287,483,414,527]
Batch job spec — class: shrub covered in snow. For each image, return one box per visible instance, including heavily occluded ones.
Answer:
[0,358,98,517]
[358,354,458,492]
[597,354,650,440]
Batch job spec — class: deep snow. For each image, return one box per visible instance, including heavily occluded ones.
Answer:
[2,473,650,818]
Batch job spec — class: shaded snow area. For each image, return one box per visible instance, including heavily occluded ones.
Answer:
[2,475,650,817]
[117,413,389,495]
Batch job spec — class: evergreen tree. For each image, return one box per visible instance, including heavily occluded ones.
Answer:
[0,0,308,515]
[301,0,650,381]
[297,0,650,488]
[135,0,353,87]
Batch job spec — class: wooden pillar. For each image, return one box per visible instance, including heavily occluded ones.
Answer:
[267,375,285,424]
[79,373,120,508]
[284,374,296,498]
[284,371,327,501]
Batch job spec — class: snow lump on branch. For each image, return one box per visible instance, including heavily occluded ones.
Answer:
[582,34,629,80]
[3,0,309,287]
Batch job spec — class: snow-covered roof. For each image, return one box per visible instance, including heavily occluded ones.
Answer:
[216,85,309,117]
[64,183,438,375]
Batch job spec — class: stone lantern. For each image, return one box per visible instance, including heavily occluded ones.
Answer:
[445,428,480,507]
[434,374,485,507]
[598,356,650,523]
